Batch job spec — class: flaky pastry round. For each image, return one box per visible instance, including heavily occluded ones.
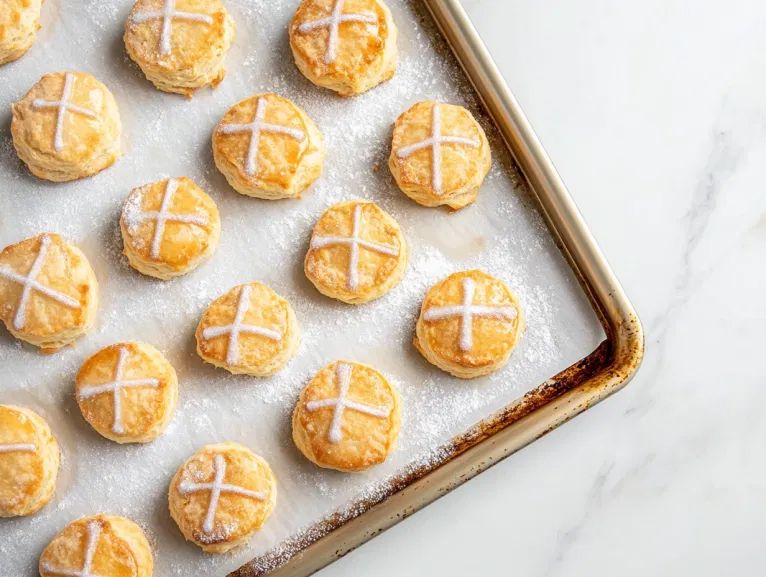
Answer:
[11,71,122,182]
[39,514,153,577]
[289,0,397,96]
[213,92,325,199]
[304,200,407,304]
[120,176,221,280]
[124,0,236,97]
[0,405,59,517]
[415,270,524,378]
[196,282,300,376]
[389,100,491,210]
[76,341,179,444]
[0,233,99,352]
[0,0,43,65]
[292,360,401,472]
[169,442,277,554]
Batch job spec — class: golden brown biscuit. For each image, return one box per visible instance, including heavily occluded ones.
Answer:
[0,405,59,517]
[415,270,524,378]
[124,0,236,97]
[0,0,43,65]
[289,0,397,96]
[304,200,407,304]
[169,442,277,554]
[292,360,401,472]
[39,514,153,577]
[196,282,300,376]
[0,233,98,352]
[389,100,491,210]
[75,342,178,444]
[120,176,221,280]
[11,71,122,182]
[212,92,325,199]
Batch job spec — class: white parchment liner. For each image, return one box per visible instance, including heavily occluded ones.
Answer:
[0,1,603,574]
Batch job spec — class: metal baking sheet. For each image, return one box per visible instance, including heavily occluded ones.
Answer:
[0,0,604,575]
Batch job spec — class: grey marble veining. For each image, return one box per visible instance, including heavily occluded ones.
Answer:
[321,0,766,575]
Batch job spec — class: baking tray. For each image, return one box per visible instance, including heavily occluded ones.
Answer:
[234,1,644,574]
[0,0,643,575]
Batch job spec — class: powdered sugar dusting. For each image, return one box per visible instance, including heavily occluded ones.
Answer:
[0,0,602,575]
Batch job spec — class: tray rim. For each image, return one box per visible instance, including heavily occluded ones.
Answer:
[232,0,644,574]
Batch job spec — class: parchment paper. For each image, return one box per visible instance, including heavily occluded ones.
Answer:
[0,1,603,574]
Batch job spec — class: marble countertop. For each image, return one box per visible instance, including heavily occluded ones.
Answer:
[321,0,766,575]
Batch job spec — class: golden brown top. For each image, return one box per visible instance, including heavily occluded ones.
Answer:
[11,71,120,163]
[392,100,488,196]
[294,360,400,471]
[76,342,176,440]
[196,282,292,369]
[120,177,220,270]
[289,0,390,83]
[305,200,404,299]
[0,405,46,516]
[124,0,232,71]
[169,442,276,546]
[40,515,143,577]
[418,270,523,369]
[0,0,42,44]
[213,93,311,191]
[0,233,96,339]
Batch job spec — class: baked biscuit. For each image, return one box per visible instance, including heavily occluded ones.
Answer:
[292,360,401,472]
[213,92,325,199]
[0,405,59,517]
[121,176,221,280]
[0,0,43,65]
[124,0,236,97]
[169,442,277,554]
[40,514,153,577]
[11,71,121,182]
[76,342,178,444]
[196,282,300,376]
[0,233,98,352]
[289,0,397,96]
[305,200,407,304]
[389,100,491,210]
[415,270,524,379]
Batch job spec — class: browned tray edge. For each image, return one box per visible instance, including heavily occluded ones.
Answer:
[230,1,645,575]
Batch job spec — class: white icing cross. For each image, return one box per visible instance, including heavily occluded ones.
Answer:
[0,443,36,453]
[218,97,306,176]
[32,73,98,153]
[77,346,160,434]
[178,453,267,534]
[0,234,80,331]
[423,277,517,352]
[125,178,209,260]
[305,362,390,444]
[201,284,282,366]
[297,0,377,64]
[41,520,106,577]
[131,0,214,56]
[310,204,399,291]
[396,103,481,195]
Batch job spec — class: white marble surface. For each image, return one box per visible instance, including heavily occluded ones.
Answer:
[320,1,766,575]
